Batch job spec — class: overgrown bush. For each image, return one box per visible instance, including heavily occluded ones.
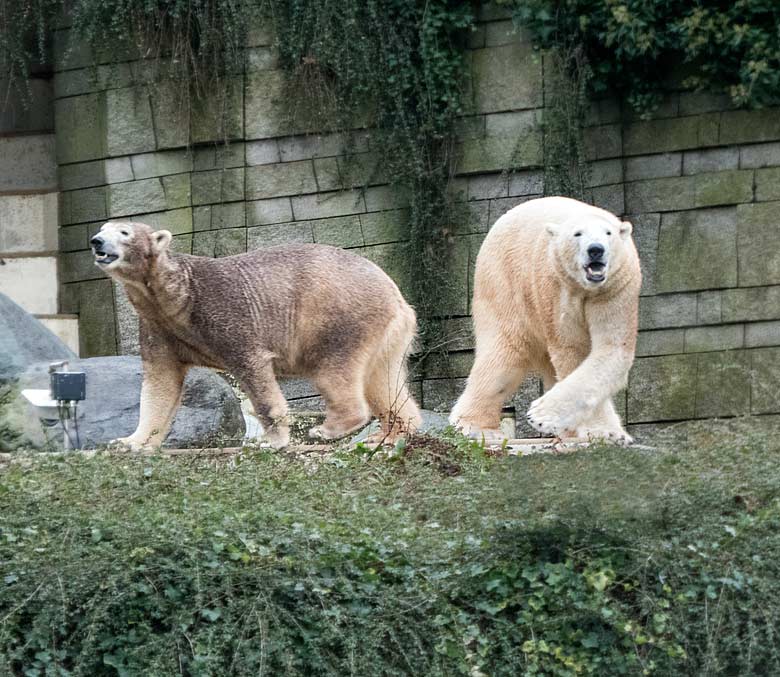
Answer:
[508,0,780,115]
[2,421,780,675]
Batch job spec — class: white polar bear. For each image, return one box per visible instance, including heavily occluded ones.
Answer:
[450,196,641,443]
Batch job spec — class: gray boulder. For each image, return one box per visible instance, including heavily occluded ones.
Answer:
[10,356,245,450]
[0,293,76,383]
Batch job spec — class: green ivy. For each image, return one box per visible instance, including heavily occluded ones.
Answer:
[267,0,475,346]
[506,0,780,115]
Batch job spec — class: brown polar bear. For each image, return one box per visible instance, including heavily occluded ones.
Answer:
[450,196,641,443]
[89,221,421,449]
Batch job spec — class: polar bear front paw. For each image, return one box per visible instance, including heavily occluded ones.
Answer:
[578,428,634,446]
[526,394,578,436]
[109,436,149,452]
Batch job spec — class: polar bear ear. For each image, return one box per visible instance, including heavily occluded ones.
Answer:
[152,229,173,254]
[545,223,558,236]
[619,221,633,238]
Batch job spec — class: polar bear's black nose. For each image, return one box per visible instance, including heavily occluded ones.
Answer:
[587,244,605,260]
[90,235,104,248]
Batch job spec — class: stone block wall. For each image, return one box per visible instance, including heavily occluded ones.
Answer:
[50,3,780,430]
[0,67,79,353]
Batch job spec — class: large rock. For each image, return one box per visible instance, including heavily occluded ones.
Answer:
[0,293,76,383]
[9,356,245,451]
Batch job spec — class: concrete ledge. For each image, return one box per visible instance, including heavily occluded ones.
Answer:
[37,315,80,355]
[0,256,58,314]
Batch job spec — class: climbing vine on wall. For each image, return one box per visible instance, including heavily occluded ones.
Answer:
[267,0,475,347]
[506,0,780,116]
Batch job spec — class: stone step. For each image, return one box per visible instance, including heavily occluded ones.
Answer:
[0,255,59,314]
[36,314,80,356]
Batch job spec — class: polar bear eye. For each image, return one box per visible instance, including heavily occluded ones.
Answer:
[574,231,582,237]
[120,229,129,236]
[606,230,612,236]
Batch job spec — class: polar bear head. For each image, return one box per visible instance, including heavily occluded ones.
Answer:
[546,213,633,290]
[90,221,172,282]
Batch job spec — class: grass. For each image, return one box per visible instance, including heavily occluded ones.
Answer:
[1,419,780,675]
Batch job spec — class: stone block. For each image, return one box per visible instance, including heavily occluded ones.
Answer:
[60,224,88,252]
[38,317,80,356]
[485,19,519,46]
[629,213,659,296]
[361,242,413,299]
[508,170,544,197]
[337,152,388,188]
[684,324,744,353]
[209,203,245,230]
[590,185,624,215]
[172,234,192,254]
[67,186,107,224]
[740,141,780,169]
[278,132,357,162]
[291,190,365,220]
[245,161,316,200]
[360,209,410,245]
[625,176,695,213]
[627,354,698,423]
[247,222,314,250]
[756,167,780,202]
[694,170,753,207]
[314,157,343,191]
[751,347,780,414]
[434,316,475,352]
[584,98,622,126]
[131,150,193,179]
[657,208,737,292]
[191,168,245,205]
[105,87,156,156]
[487,196,536,224]
[55,94,106,163]
[60,250,103,283]
[471,42,542,113]
[247,47,279,72]
[248,197,294,226]
[588,159,623,187]
[695,350,752,418]
[364,185,409,212]
[244,70,292,140]
[0,256,58,314]
[107,179,166,218]
[309,216,364,248]
[458,132,542,174]
[149,86,189,149]
[422,377,467,412]
[74,280,117,357]
[132,208,193,235]
[583,124,622,161]
[0,193,58,253]
[722,285,780,323]
[678,91,733,116]
[720,108,780,145]
[191,78,244,144]
[0,77,53,134]
[467,24,486,49]
[113,280,139,355]
[635,329,685,357]
[737,202,780,287]
[625,153,681,182]
[623,115,719,156]
[192,228,246,258]
[105,158,134,184]
[58,160,106,191]
[745,320,780,348]
[162,174,192,209]
[697,290,722,324]
[683,147,739,175]
[246,139,281,166]
[423,351,475,379]
[467,174,508,200]
[0,135,57,192]
[638,293,698,330]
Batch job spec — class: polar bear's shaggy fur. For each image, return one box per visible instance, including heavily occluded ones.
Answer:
[450,196,641,443]
[90,221,421,450]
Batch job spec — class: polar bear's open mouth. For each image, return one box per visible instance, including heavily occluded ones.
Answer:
[94,251,119,265]
[585,262,606,283]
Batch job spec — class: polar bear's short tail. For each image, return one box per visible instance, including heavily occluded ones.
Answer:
[364,299,422,435]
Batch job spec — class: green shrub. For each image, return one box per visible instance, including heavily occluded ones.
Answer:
[2,422,780,675]
[507,0,780,115]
